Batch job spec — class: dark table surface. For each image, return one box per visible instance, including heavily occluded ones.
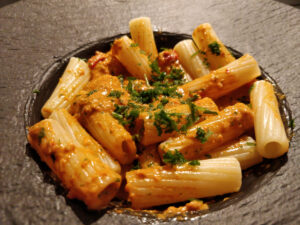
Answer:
[0,0,299,224]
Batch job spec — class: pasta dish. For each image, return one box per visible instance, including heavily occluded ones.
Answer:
[27,17,290,212]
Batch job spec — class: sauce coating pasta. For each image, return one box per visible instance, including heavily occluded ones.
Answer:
[27,17,289,214]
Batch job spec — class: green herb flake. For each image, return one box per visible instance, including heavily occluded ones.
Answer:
[163,150,187,165]
[87,89,98,96]
[154,110,178,136]
[246,142,256,146]
[289,119,295,129]
[203,57,210,68]
[38,128,45,144]
[108,90,123,98]
[130,43,139,47]
[140,50,146,55]
[33,89,40,94]
[208,41,221,56]
[197,106,218,115]
[161,98,169,106]
[196,128,213,143]
[191,50,206,58]
[188,160,200,166]
[149,60,161,75]
[249,84,255,94]
[160,47,171,51]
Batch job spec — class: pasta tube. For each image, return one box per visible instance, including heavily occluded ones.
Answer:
[129,17,158,61]
[27,119,121,210]
[174,39,210,78]
[159,103,254,160]
[180,54,261,99]
[50,109,121,173]
[250,80,289,158]
[126,157,242,209]
[139,97,219,146]
[111,35,152,80]
[205,136,262,170]
[192,23,235,70]
[82,111,137,165]
[42,57,91,118]
[138,145,161,168]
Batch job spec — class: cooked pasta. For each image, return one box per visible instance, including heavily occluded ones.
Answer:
[180,54,261,99]
[41,57,91,118]
[174,39,210,78]
[129,17,158,61]
[27,18,290,212]
[27,119,121,210]
[250,80,289,158]
[192,23,235,70]
[50,109,121,173]
[159,103,254,160]
[204,136,263,170]
[126,157,242,209]
[111,35,152,80]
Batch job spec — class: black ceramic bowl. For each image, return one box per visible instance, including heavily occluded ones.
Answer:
[24,32,294,223]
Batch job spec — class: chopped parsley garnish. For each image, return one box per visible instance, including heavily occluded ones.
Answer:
[289,119,295,129]
[150,60,161,75]
[108,90,123,98]
[163,150,187,165]
[191,50,206,58]
[246,142,256,146]
[32,89,40,94]
[161,98,169,105]
[38,127,45,144]
[195,128,213,143]
[140,50,146,55]
[203,57,210,68]
[130,43,139,47]
[87,89,98,96]
[249,84,255,94]
[197,106,218,115]
[154,110,178,136]
[208,41,221,56]
[188,160,200,166]
[160,47,171,51]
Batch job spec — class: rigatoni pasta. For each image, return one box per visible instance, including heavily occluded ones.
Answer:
[159,103,254,160]
[174,39,210,78]
[205,136,263,170]
[180,54,261,99]
[27,18,290,212]
[192,23,235,70]
[41,57,91,118]
[250,80,289,158]
[49,109,121,173]
[111,35,152,80]
[129,17,158,61]
[27,119,121,210]
[126,157,242,209]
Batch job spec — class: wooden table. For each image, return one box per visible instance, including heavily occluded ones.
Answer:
[0,0,299,224]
